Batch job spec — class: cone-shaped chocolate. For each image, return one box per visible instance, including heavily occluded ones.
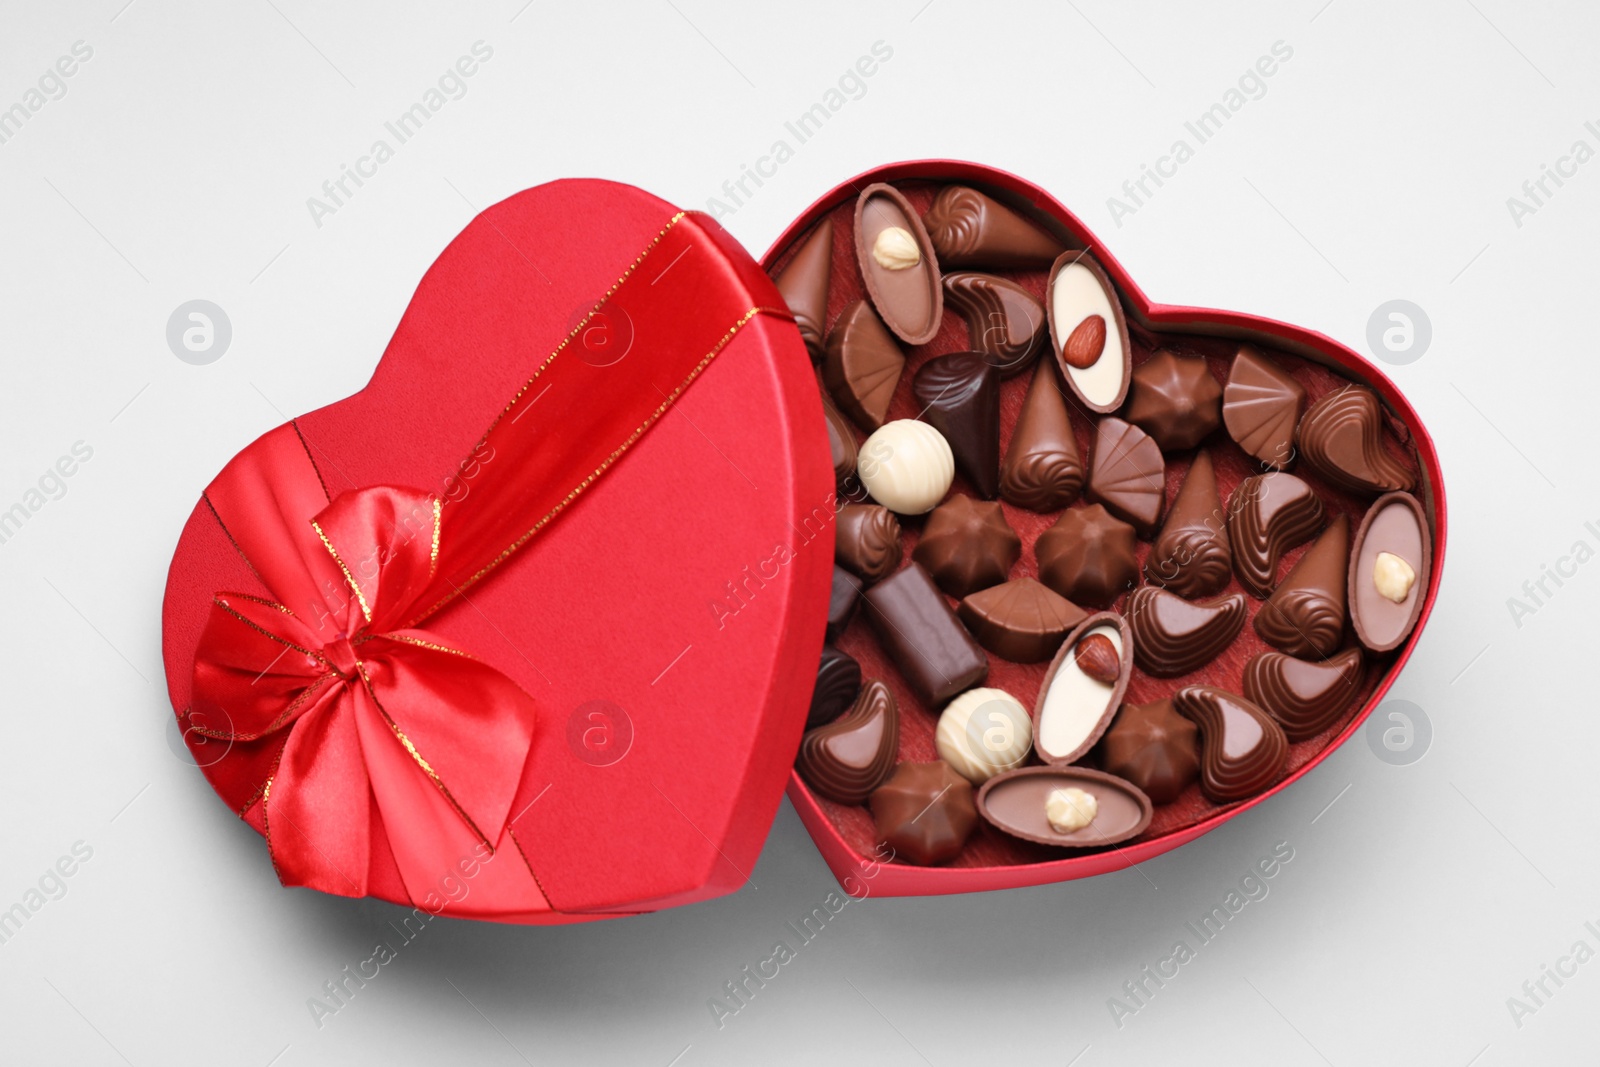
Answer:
[958,576,1087,662]
[1085,417,1165,535]
[771,218,833,361]
[1255,514,1349,658]
[942,272,1047,378]
[823,300,905,433]
[835,504,902,583]
[922,185,1065,270]
[796,679,899,804]
[1145,452,1231,598]
[1000,358,1083,512]
[913,353,1001,499]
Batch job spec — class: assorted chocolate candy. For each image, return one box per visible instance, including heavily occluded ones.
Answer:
[775,178,1433,868]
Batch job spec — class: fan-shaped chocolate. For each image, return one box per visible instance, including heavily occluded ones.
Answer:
[1229,472,1324,597]
[912,494,1020,598]
[1255,514,1349,659]
[922,185,1064,270]
[1000,357,1083,512]
[1297,385,1416,496]
[1223,345,1305,469]
[835,504,902,583]
[977,766,1152,848]
[942,272,1047,378]
[913,353,1001,499]
[1125,350,1223,451]
[771,218,832,361]
[796,679,898,804]
[1126,587,1247,677]
[1242,647,1363,742]
[823,300,904,433]
[1036,504,1139,608]
[1146,451,1231,598]
[957,576,1087,663]
[807,645,862,729]
[855,183,942,345]
[1098,698,1200,804]
[1085,417,1165,535]
[1173,686,1288,803]
[870,761,977,865]
[1349,492,1430,652]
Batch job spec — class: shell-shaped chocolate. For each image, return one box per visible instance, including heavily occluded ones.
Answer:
[1228,472,1325,597]
[957,576,1087,663]
[1255,514,1349,659]
[1223,345,1305,469]
[1126,587,1247,677]
[977,766,1152,848]
[823,300,905,433]
[1173,686,1288,803]
[1033,612,1132,764]
[1098,698,1200,804]
[796,679,899,804]
[1146,451,1231,598]
[807,645,862,728]
[1297,385,1416,496]
[1046,251,1131,413]
[834,504,903,583]
[855,183,943,346]
[922,185,1064,270]
[942,272,1047,377]
[1085,417,1165,535]
[1242,647,1363,742]
[1000,357,1083,512]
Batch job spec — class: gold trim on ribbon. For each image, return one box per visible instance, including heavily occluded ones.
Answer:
[311,518,375,624]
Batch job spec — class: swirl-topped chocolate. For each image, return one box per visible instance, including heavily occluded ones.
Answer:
[1254,514,1349,659]
[1146,451,1231,598]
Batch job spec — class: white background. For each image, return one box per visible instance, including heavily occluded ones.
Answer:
[0,1,1594,1064]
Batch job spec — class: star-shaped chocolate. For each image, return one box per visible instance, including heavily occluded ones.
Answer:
[1034,503,1138,608]
[1098,698,1200,804]
[911,494,1020,598]
[1124,350,1223,451]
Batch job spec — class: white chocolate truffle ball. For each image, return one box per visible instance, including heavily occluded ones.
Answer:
[935,687,1032,784]
[1045,787,1098,834]
[858,419,954,515]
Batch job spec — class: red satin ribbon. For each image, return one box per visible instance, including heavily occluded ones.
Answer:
[187,210,787,904]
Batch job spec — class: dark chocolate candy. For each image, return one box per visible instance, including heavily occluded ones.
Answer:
[1033,613,1131,764]
[1046,251,1131,413]
[823,300,905,433]
[913,353,1001,499]
[863,562,988,707]
[1297,385,1416,496]
[957,576,1087,663]
[922,185,1065,270]
[835,504,902,584]
[796,679,898,804]
[1035,503,1139,608]
[942,272,1047,378]
[912,494,1020,598]
[1126,587,1247,677]
[1124,349,1223,451]
[1000,357,1083,512]
[1085,417,1165,536]
[1242,647,1363,742]
[1145,451,1231,598]
[977,766,1152,848]
[826,566,862,641]
[1349,492,1429,652]
[855,183,942,346]
[771,218,832,361]
[807,645,862,729]
[1098,698,1200,805]
[1255,514,1349,659]
[870,761,977,866]
[821,389,858,486]
[1173,686,1288,803]
[1222,345,1305,469]
[1228,472,1324,598]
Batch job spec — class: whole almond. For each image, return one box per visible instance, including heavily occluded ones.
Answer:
[1074,632,1120,684]
[1062,314,1107,369]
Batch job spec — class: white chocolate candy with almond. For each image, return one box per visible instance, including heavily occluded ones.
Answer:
[858,419,954,515]
[935,687,1032,784]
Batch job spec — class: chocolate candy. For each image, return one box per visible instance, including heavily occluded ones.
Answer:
[821,389,858,486]
[826,566,862,640]
[796,679,899,804]
[835,504,902,583]
[1228,472,1324,597]
[977,766,1152,848]
[934,687,1032,784]
[1034,613,1131,764]
[1126,587,1247,677]
[942,272,1047,378]
[1297,385,1416,496]
[823,300,905,432]
[1098,698,1200,804]
[922,185,1064,270]
[1085,417,1165,535]
[807,645,862,728]
[1000,357,1084,511]
[858,419,954,515]
[913,353,1001,498]
[863,562,988,707]
[855,183,942,345]
[1242,647,1363,742]
[1124,350,1223,451]
[1146,451,1231,598]
[1255,514,1349,659]
[1349,492,1429,652]
[771,218,832,361]
[912,495,1020,598]
[1222,345,1305,469]
[1046,251,1130,413]
[957,576,1086,663]
[870,761,977,865]
[1035,503,1138,607]
[1173,686,1288,803]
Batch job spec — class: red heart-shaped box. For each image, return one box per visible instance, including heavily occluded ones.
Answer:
[161,181,834,922]
[771,161,1446,896]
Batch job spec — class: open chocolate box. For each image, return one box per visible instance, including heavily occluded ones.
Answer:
[766,160,1445,897]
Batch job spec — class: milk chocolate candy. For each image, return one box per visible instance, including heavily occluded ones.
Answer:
[1145,451,1231,599]
[796,679,898,804]
[863,562,988,707]
[821,389,858,486]
[1243,647,1363,742]
[1229,472,1324,598]
[823,300,905,433]
[1085,417,1165,536]
[1033,613,1131,764]
[912,495,1020,598]
[807,645,862,729]
[1255,514,1349,659]
[1046,251,1131,413]
[1349,492,1429,652]
[922,185,1065,270]
[913,353,1001,499]
[958,577,1087,663]
[1125,349,1223,451]
[1126,587,1247,677]
[771,218,833,361]
[826,566,862,641]
[855,183,942,345]
[942,272,1047,378]
[1098,698,1200,805]
[835,504,902,584]
[1035,504,1139,608]
[1173,686,1288,803]
[870,761,977,865]
[1223,345,1305,469]
[1297,385,1416,496]
[1000,358,1084,512]
[978,766,1152,848]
